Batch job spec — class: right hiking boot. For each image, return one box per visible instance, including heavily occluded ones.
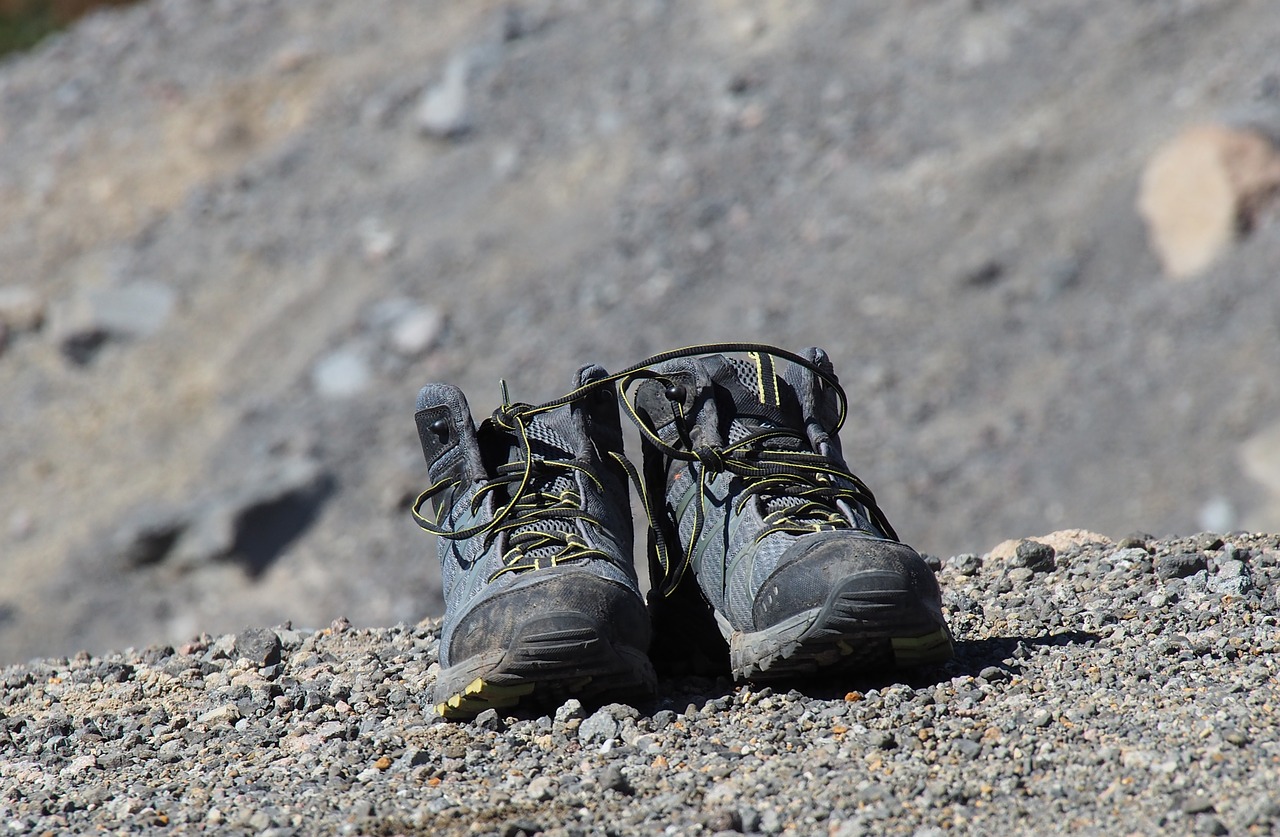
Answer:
[626,344,952,682]
[413,365,654,719]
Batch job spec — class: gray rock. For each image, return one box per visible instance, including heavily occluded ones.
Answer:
[311,344,372,398]
[599,764,633,794]
[172,456,332,574]
[1008,566,1035,586]
[0,286,45,331]
[417,53,472,139]
[233,628,283,667]
[1013,540,1056,573]
[554,698,585,724]
[106,506,190,568]
[702,809,742,832]
[389,305,443,357]
[1158,552,1208,580]
[525,775,557,802]
[53,281,176,363]
[474,708,503,731]
[577,707,620,744]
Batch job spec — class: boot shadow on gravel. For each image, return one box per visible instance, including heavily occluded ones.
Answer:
[442,631,1104,721]
[772,630,1102,702]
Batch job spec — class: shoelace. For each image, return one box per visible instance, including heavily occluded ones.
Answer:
[616,364,896,597]
[411,401,616,581]
[412,343,896,593]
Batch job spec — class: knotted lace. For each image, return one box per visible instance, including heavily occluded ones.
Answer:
[615,350,897,596]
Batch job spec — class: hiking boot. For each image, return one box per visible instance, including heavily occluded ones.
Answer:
[626,345,952,680]
[413,366,654,718]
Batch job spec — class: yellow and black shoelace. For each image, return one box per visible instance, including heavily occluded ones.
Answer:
[413,343,896,594]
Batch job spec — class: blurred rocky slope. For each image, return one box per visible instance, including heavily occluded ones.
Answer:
[1,0,1279,664]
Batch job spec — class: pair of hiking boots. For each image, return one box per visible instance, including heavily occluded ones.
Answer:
[413,343,952,719]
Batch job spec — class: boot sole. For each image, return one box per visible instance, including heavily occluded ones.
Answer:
[730,574,954,680]
[433,613,656,719]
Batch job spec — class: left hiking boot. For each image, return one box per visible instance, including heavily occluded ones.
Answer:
[413,365,655,719]
[626,344,953,681]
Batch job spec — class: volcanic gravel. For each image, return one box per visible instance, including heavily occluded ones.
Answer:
[2,532,1278,835]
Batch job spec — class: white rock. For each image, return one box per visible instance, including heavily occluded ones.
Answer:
[1198,496,1235,534]
[197,704,242,726]
[51,281,177,357]
[311,345,372,398]
[417,53,472,139]
[0,286,45,331]
[356,217,399,262]
[389,306,443,357]
[1240,421,1280,495]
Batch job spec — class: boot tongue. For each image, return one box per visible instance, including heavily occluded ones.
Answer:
[477,409,578,484]
[707,355,805,447]
[475,408,583,564]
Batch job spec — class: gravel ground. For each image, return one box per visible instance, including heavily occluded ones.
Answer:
[4,0,1280,665]
[3,531,1278,835]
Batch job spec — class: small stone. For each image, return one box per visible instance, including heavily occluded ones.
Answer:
[1241,421,1280,498]
[233,628,283,668]
[1194,534,1226,552]
[872,732,897,750]
[577,708,620,744]
[106,506,188,568]
[526,776,557,802]
[197,704,242,726]
[1032,710,1053,728]
[554,697,584,718]
[600,764,633,795]
[1013,540,1056,573]
[978,666,1009,683]
[1225,730,1251,747]
[62,754,97,774]
[389,305,443,357]
[311,344,372,398]
[1008,567,1035,586]
[1138,124,1280,279]
[356,217,400,263]
[418,53,472,139]
[53,281,176,363]
[0,285,45,331]
[1118,533,1152,551]
[702,809,742,832]
[474,708,503,731]
[1183,795,1217,815]
[1157,552,1208,581]
[950,553,982,576]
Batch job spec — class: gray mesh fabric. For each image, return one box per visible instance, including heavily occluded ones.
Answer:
[643,348,894,634]
[415,366,642,668]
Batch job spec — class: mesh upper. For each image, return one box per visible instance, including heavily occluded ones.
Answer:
[420,369,640,666]
[651,349,887,632]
